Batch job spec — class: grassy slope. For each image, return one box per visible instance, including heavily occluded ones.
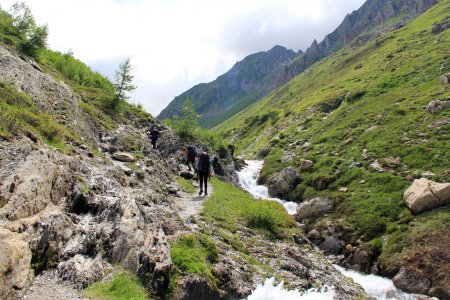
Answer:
[216,0,450,291]
[0,6,152,149]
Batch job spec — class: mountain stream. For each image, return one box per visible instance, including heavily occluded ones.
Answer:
[237,160,426,300]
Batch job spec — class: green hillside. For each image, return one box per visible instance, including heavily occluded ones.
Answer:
[217,0,450,293]
[0,4,151,149]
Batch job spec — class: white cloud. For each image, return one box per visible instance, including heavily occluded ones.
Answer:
[2,0,366,115]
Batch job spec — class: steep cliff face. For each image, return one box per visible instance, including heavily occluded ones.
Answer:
[158,45,297,128]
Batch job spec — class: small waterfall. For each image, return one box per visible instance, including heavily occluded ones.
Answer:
[237,160,297,214]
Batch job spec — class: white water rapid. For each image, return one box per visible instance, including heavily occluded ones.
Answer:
[237,160,298,214]
[246,278,335,300]
[334,265,424,300]
[238,161,427,300]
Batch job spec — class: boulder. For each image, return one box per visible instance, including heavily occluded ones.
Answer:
[404,178,450,214]
[267,167,298,199]
[370,159,385,172]
[307,229,321,240]
[440,74,449,84]
[57,254,109,290]
[112,152,136,162]
[426,99,450,114]
[0,229,33,300]
[338,187,349,193]
[257,148,270,158]
[393,267,431,295]
[313,176,332,190]
[343,244,372,273]
[383,157,401,168]
[296,197,334,220]
[281,152,295,163]
[299,159,314,171]
[180,171,195,180]
[319,236,342,255]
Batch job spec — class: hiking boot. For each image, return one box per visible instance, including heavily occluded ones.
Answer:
[204,192,208,196]
[199,189,203,195]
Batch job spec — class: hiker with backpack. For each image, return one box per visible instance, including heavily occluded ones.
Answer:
[149,126,160,149]
[197,148,211,196]
[184,145,197,173]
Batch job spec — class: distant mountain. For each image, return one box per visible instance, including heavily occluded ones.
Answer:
[159,0,437,129]
[158,45,298,128]
[277,0,438,84]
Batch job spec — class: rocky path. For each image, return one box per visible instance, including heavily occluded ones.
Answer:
[22,271,87,300]
[174,181,214,225]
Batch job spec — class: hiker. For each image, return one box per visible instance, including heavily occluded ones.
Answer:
[197,148,211,196]
[149,126,160,149]
[184,146,197,173]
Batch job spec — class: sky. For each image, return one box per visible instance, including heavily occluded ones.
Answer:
[2,0,366,116]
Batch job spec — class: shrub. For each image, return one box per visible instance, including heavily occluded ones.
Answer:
[173,98,198,138]
[171,234,218,275]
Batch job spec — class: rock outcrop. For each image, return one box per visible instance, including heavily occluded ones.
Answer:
[296,197,335,220]
[57,254,110,290]
[404,178,450,214]
[267,167,298,199]
[0,229,33,300]
[393,267,432,295]
[426,99,450,114]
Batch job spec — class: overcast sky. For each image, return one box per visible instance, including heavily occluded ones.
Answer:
[3,0,366,116]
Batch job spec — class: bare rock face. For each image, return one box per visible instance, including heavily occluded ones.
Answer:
[393,267,431,295]
[404,178,450,214]
[296,197,334,220]
[175,274,223,300]
[57,254,110,290]
[267,167,298,199]
[0,148,71,221]
[0,229,33,300]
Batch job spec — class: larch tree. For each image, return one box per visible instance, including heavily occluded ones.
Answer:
[112,57,137,108]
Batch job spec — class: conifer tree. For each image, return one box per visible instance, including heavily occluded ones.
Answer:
[173,98,198,137]
[112,57,137,108]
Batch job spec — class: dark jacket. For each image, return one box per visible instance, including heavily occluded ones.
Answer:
[149,129,160,140]
[197,153,210,173]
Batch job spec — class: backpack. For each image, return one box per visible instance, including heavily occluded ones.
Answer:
[187,146,197,157]
[198,153,210,172]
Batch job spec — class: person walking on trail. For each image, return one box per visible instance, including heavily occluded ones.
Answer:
[184,146,197,173]
[149,126,160,149]
[197,148,211,196]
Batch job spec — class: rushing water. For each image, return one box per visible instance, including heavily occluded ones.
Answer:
[246,278,335,300]
[239,160,426,300]
[237,160,298,214]
[334,265,421,300]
